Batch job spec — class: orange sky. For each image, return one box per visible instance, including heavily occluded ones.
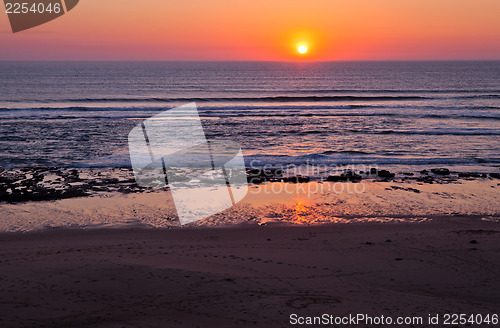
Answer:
[1,0,499,61]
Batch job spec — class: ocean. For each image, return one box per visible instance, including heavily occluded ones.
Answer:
[1,61,499,176]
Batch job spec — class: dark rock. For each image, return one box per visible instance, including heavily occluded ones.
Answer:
[298,176,310,183]
[326,175,340,182]
[247,168,283,183]
[66,175,82,182]
[0,176,13,184]
[247,169,260,175]
[458,172,482,178]
[470,240,478,244]
[32,173,45,181]
[327,171,362,182]
[247,176,262,184]
[61,187,88,199]
[402,172,414,176]
[284,176,309,183]
[431,168,450,175]
[417,176,434,184]
[370,168,378,175]
[490,173,500,179]
[377,170,395,178]
[103,178,120,184]
[342,171,362,181]
[420,170,428,175]
[266,168,283,177]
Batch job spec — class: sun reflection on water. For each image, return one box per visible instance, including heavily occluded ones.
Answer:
[290,199,320,224]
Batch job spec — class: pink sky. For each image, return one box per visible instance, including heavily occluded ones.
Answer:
[1,0,499,61]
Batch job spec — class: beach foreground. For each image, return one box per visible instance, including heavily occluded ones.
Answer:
[1,219,499,328]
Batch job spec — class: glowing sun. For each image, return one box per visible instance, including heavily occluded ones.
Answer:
[298,45,308,54]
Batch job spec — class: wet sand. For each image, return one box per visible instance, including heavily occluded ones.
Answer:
[1,179,499,231]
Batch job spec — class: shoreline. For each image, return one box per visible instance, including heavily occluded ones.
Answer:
[0,212,497,236]
[0,179,498,232]
[1,165,499,203]
[0,213,496,235]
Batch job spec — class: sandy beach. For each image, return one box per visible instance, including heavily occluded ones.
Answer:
[0,176,499,327]
[0,219,499,328]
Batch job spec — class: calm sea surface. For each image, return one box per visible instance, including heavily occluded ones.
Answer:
[0,61,499,175]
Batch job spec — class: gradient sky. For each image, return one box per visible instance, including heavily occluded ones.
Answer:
[1,0,499,61]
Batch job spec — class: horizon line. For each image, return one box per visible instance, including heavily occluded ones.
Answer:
[1,59,500,63]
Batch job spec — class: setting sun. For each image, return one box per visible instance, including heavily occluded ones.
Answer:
[298,45,308,54]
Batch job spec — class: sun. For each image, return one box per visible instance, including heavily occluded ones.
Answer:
[298,45,308,54]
